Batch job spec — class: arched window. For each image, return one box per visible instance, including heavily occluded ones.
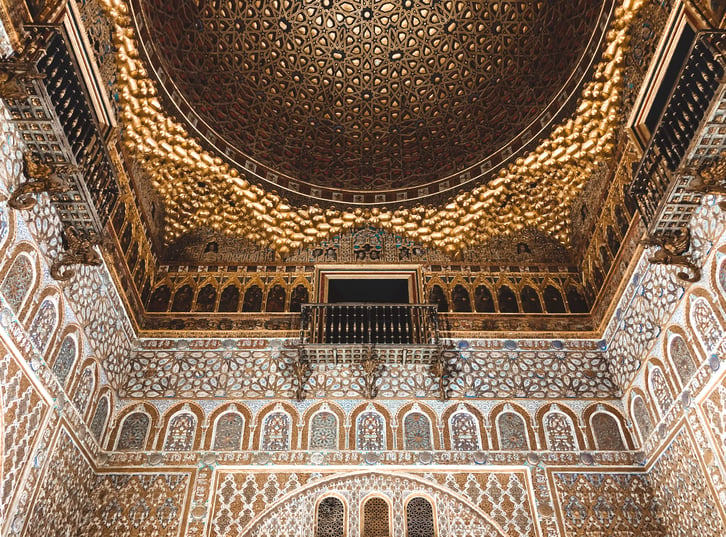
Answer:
[451,284,471,312]
[591,412,625,450]
[544,411,577,451]
[520,285,542,313]
[668,335,697,386]
[148,284,171,312]
[406,497,435,537]
[72,366,95,416]
[119,224,133,251]
[171,284,194,312]
[357,411,385,451]
[449,410,481,451]
[242,285,263,312]
[261,411,291,451]
[127,244,139,272]
[112,202,126,231]
[29,298,58,355]
[1,253,34,314]
[474,285,495,312]
[566,286,588,313]
[403,412,433,450]
[219,285,240,312]
[497,412,528,450]
[615,205,629,238]
[599,246,612,274]
[195,283,217,312]
[543,285,566,313]
[691,298,723,352]
[117,412,150,450]
[213,412,245,451]
[497,286,518,313]
[134,259,146,288]
[362,497,391,537]
[89,396,109,441]
[52,335,76,387]
[606,226,620,258]
[632,396,653,443]
[428,285,448,312]
[290,284,309,312]
[316,497,345,537]
[310,411,338,450]
[164,412,196,451]
[649,367,673,417]
[266,284,286,312]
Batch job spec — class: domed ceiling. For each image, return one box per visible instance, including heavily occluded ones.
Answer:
[134,0,610,203]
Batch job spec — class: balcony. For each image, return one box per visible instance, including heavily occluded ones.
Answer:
[297,303,442,364]
[629,31,726,238]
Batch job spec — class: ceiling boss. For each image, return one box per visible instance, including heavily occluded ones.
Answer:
[106,0,642,256]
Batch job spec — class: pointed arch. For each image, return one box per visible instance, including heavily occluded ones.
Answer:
[444,403,484,451]
[402,409,434,451]
[361,495,392,537]
[396,402,440,450]
[89,389,112,443]
[242,283,264,312]
[27,294,61,357]
[0,247,38,319]
[111,403,160,451]
[309,408,341,451]
[303,402,346,451]
[349,403,393,451]
[171,281,195,312]
[195,279,218,312]
[490,403,533,450]
[630,391,654,446]
[266,282,287,312]
[537,404,582,451]
[583,403,633,451]
[665,329,698,388]
[316,495,346,537]
[688,293,724,356]
[157,402,204,451]
[70,359,98,420]
[356,408,387,451]
[258,403,297,451]
[50,331,79,388]
[647,362,674,417]
[205,403,253,450]
[405,495,437,537]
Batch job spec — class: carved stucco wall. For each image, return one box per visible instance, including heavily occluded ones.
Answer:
[1,55,726,537]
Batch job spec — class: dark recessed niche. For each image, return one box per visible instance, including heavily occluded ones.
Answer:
[327,279,409,303]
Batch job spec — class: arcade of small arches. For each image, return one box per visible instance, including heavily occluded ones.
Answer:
[104,400,634,454]
[139,274,591,315]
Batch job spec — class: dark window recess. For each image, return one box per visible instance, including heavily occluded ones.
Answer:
[327,279,409,303]
[645,24,696,134]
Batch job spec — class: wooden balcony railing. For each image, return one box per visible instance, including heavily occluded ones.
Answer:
[300,303,440,346]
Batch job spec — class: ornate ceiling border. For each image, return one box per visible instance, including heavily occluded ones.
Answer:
[101,0,645,256]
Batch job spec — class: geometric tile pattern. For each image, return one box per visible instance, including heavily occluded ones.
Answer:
[24,428,189,537]
[703,374,726,469]
[552,472,662,537]
[123,346,619,399]
[649,427,726,537]
[0,348,49,525]
[212,471,531,537]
